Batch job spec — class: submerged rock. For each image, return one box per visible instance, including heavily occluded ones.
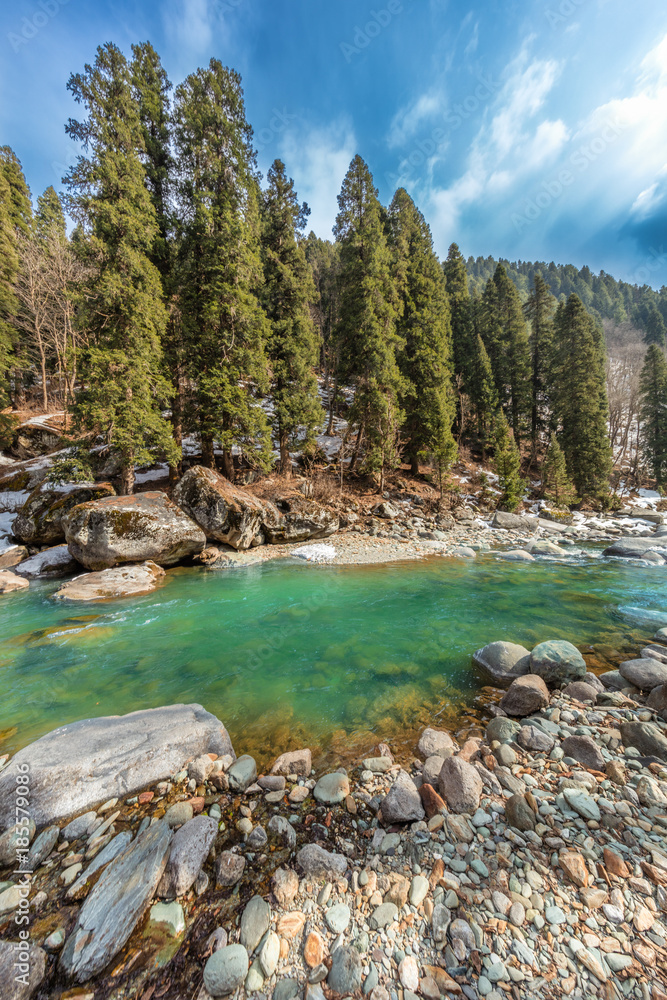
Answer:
[63,491,206,570]
[472,641,531,689]
[0,704,234,831]
[53,561,166,602]
[60,821,173,982]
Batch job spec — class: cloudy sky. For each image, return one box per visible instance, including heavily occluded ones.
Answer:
[2,0,667,285]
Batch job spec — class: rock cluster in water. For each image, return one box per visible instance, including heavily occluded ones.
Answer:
[1,624,666,999]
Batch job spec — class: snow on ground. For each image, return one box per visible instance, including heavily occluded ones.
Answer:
[135,464,169,485]
[0,511,17,553]
[290,543,337,563]
[24,412,64,427]
[0,491,30,512]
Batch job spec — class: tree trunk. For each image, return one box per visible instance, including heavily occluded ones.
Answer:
[169,378,184,483]
[120,459,135,496]
[349,423,364,472]
[327,371,339,436]
[279,428,291,478]
[410,454,419,476]
[221,449,234,480]
[13,369,25,410]
[201,434,215,469]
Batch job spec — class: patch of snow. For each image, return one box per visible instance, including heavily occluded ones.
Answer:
[24,412,64,427]
[0,491,30,512]
[135,464,169,484]
[291,543,337,563]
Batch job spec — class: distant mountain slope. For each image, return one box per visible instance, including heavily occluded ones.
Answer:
[465,256,667,342]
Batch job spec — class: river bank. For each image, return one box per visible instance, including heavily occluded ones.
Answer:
[0,631,666,1000]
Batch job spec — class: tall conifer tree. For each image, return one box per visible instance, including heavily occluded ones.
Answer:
[0,166,19,426]
[481,264,531,443]
[551,294,612,498]
[334,156,402,489]
[173,59,270,477]
[390,188,456,475]
[35,186,66,242]
[262,159,322,476]
[639,344,667,488]
[524,273,555,452]
[65,42,176,494]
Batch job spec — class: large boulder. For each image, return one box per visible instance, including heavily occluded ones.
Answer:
[379,770,425,823]
[499,674,550,716]
[618,658,667,691]
[472,641,531,689]
[529,639,586,687]
[620,721,667,761]
[491,511,538,532]
[0,704,235,831]
[53,562,166,602]
[15,544,78,579]
[262,497,339,544]
[173,466,277,550]
[438,756,483,814]
[64,492,206,569]
[12,482,115,546]
[603,537,666,560]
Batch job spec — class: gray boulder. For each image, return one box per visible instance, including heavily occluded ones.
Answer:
[296,844,348,878]
[621,721,667,761]
[499,674,550,717]
[472,641,531,689]
[60,821,173,982]
[64,491,206,570]
[0,939,46,1000]
[492,510,538,532]
[263,497,339,544]
[438,756,483,814]
[379,770,425,823]
[12,482,115,546]
[0,704,234,831]
[203,944,249,997]
[560,735,605,772]
[619,658,667,691]
[173,466,277,550]
[530,639,586,686]
[603,537,665,559]
[647,684,667,721]
[158,815,218,897]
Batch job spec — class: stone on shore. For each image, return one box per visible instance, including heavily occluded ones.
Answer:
[0,570,29,593]
[313,771,349,804]
[12,482,115,546]
[604,536,665,559]
[472,641,531,689]
[59,821,173,982]
[216,852,246,887]
[0,939,46,999]
[53,561,166,602]
[619,657,667,690]
[530,639,587,686]
[203,944,249,997]
[158,815,218,897]
[499,674,550,716]
[270,749,312,777]
[0,704,234,831]
[647,683,667,720]
[438,756,483,814]
[15,544,78,579]
[296,844,348,878]
[227,755,257,792]
[417,727,455,758]
[380,770,425,823]
[505,793,536,831]
[63,491,206,570]
[560,735,606,772]
[262,496,339,544]
[240,895,271,954]
[621,720,667,760]
[173,466,277,550]
[327,946,362,994]
[562,680,598,702]
[491,510,538,532]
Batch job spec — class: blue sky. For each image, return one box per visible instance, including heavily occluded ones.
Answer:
[2,0,667,285]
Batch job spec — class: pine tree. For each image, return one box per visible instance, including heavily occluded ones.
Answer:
[468,295,500,443]
[639,344,667,488]
[64,42,177,494]
[494,412,525,512]
[173,59,271,478]
[644,305,667,348]
[305,233,339,433]
[334,156,402,490]
[481,264,531,443]
[523,273,555,452]
[35,186,66,242]
[551,294,612,499]
[262,160,322,476]
[389,188,456,475]
[542,433,578,507]
[0,166,19,430]
[0,147,32,236]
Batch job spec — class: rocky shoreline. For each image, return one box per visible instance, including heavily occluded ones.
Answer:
[0,633,666,1000]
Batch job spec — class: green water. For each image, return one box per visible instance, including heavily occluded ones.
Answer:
[0,553,665,764]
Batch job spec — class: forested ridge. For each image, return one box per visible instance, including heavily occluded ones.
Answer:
[1,41,666,509]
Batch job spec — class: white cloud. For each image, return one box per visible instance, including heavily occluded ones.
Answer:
[387,90,447,148]
[161,0,216,61]
[277,119,357,239]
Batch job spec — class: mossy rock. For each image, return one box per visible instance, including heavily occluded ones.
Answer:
[12,483,116,546]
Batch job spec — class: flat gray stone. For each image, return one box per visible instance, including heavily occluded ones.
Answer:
[66,831,133,900]
[0,704,234,831]
[371,902,399,929]
[158,815,218,897]
[296,844,347,879]
[327,945,362,993]
[240,895,270,954]
[59,820,173,982]
[313,772,349,804]
[325,903,351,934]
[562,788,601,821]
[0,939,47,999]
[203,943,249,996]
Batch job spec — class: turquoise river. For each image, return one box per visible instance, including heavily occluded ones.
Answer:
[0,551,666,766]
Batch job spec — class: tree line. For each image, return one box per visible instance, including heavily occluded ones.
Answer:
[0,41,665,502]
